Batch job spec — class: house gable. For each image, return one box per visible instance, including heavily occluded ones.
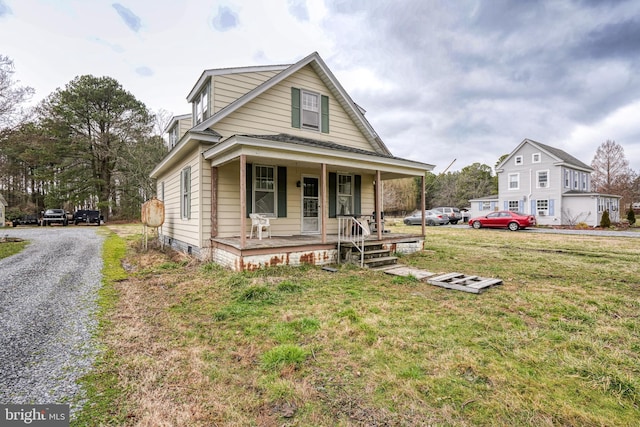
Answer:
[193,52,391,156]
[210,64,377,153]
[497,138,592,172]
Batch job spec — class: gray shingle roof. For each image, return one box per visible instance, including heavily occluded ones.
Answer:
[238,133,400,159]
[529,139,592,170]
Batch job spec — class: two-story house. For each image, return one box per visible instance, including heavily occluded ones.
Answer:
[469,139,621,227]
[150,52,434,270]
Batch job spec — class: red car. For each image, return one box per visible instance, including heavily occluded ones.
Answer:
[468,210,536,231]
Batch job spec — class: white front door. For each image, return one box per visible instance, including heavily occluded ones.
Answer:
[302,176,320,233]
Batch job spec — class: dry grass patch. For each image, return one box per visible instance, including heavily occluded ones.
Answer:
[76,226,640,426]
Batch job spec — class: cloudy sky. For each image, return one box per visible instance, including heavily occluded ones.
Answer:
[1,0,639,173]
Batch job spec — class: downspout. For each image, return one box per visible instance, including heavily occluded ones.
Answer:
[528,168,532,214]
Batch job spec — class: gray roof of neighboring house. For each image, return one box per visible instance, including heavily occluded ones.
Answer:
[532,140,592,170]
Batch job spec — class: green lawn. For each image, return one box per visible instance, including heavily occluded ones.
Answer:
[75,226,640,426]
[0,239,27,260]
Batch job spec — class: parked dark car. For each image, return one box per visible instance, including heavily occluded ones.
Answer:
[41,209,68,226]
[12,214,40,227]
[73,210,102,225]
[468,210,536,231]
[432,207,463,224]
[403,210,450,226]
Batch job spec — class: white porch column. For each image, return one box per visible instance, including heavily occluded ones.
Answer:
[240,154,246,249]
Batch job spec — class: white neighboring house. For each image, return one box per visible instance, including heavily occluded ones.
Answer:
[469,139,621,227]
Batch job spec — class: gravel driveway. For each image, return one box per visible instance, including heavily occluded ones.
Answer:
[0,226,105,415]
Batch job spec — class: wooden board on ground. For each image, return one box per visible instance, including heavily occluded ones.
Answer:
[427,273,503,294]
[384,266,436,280]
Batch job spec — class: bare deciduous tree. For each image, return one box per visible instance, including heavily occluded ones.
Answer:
[0,55,34,128]
[591,140,636,208]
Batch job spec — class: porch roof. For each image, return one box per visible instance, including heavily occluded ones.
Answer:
[203,133,434,179]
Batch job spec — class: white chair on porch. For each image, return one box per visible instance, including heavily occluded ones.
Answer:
[249,213,271,240]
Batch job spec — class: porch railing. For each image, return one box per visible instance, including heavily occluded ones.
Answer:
[337,216,371,267]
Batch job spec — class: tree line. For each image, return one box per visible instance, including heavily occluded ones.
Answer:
[0,55,168,221]
[1,54,638,221]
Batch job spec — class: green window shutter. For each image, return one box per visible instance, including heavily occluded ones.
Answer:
[291,87,301,128]
[329,172,337,218]
[354,175,361,215]
[321,95,329,133]
[277,166,287,218]
[246,163,253,218]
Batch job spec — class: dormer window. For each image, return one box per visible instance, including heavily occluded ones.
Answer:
[515,155,523,165]
[194,83,210,124]
[169,125,178,148]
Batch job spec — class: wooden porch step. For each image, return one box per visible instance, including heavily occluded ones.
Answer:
[363,256,398,269]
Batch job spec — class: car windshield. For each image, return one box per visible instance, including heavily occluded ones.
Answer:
[46,209,63,214]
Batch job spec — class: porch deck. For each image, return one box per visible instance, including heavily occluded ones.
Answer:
[210,232,425,270]
[211,232,423,251]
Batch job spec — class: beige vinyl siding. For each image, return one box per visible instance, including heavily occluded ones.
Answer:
[159,151,202,248]
[212,65,374,153]
[213,71,281,113]
[178,117,192,140]
[215,162,375,237]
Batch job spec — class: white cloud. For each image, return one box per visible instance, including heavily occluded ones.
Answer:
[2,0,640,175]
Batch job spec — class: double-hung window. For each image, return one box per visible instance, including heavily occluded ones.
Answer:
[482,201,491,211]
[564,170,570,188]
[537,170,549,188]
[169,125,178,148]
[532,153,541,163]
[301,91,320,130]
[194,84,210,124]
[508,200,519,212]
[291,87,329,133]
[508,173,519,190]
[515,156,523,165]
[254,165,276,216]
[337,174,353,216]
[180,167,191,219]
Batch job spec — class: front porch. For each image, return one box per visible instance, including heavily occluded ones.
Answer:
[210,231,424,271]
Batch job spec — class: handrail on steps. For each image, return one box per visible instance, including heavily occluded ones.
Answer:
[337,216,371,267]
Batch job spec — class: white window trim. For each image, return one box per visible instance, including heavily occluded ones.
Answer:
[301,89,320,131]
[508,173,520,190]
[508,200,519,212]
[515,155,523,165]
[564,169,570,188]
[168,125,178,148]
[532,152,541,163]
[482,201,491,211]
[337,173,353,216]
[536,199,549,216]
[253,164,277,217]
[536,170,549,189]
[193,83,210,125]
[180,167,191,220]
